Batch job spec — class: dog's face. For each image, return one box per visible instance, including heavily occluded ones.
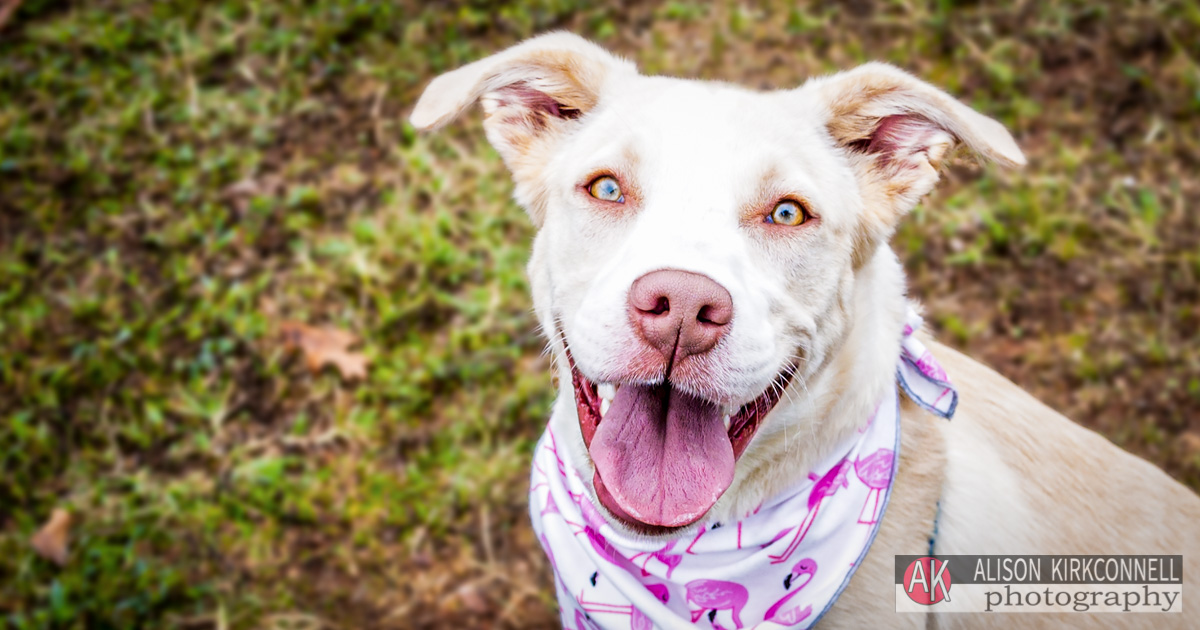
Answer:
[413,33,1023,531]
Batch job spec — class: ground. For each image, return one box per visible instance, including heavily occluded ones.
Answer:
[1,1,1198,628]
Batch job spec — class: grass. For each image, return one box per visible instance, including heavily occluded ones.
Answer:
[1,0,1198,627]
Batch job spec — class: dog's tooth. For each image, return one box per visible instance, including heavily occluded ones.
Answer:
[600,397,612,417]
[723,414,731,430]
[598,383,616,401]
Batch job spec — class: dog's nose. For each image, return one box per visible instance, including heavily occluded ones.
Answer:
[628,270,733,359]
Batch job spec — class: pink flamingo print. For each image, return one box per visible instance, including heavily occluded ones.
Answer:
[575,491,609,531]
[854,448,894,525]
[531,460,549,492]
[686,525,707,554]
[914,350,948,382]
[630,540,683,578]
[578,583,669,630]
[684,521,726,555]
[763,558,818,625]
[539,533,571,592]
[761,526,793,549]
[768,459,851,564]
[685,579,748,628]
[540,487,560,517]
[536,469,625,569]
[551,491,623,568]
[572,609,601,630]
[545,427,568,477]
[581,526,621,567]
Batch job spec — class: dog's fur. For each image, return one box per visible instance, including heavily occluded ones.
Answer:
[412,33,1200,628]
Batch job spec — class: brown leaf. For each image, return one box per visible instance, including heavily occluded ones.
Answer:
[221,174,283,199]
[222,175,284,215]
[455,583,490,615]
[280,321,369,381]
[0,0,23,30]
[1179,432,1200,460]
[30,508,71,566]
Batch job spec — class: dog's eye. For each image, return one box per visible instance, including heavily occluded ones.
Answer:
[767,200,808,226]
[588,176,624,203]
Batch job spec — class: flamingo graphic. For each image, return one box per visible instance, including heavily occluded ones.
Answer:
[539,533,572,592]
[574,491,609,531]
[853,448,894,525]
[686,526,707,554]
[763,558,818,625]
[571,609,601,630]
[685,579,748,628]
[581,526,621,567]
[535,462,625,570]
[539,486,560,517]
[578,583,669,630]
[768,459,851,564]
[914,350,948,382]
[549,490,624,568]
[630,540,683,578]
[545,426,568,477]
[761,526,793,549]
[684,521,725,555]
[531,460,550,493]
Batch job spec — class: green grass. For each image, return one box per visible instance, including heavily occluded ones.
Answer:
[2,1,1198,627]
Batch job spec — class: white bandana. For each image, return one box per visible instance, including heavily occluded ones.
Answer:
[530,309,957,629]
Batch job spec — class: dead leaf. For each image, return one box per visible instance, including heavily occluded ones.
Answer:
[222,174,284,214]
[1179,432,1200,460]
[30,508,71,566]
[0,0,23,30]
[455,583,490,615]
[280,321,369,381]
[222,174,283,199]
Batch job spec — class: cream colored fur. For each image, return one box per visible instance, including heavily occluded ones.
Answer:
[412,32,1200,628]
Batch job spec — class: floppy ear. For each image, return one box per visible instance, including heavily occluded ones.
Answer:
[411,32,635,223]
[802,63,1025,260]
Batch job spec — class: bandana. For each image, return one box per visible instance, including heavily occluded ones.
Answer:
[530,309,957,629]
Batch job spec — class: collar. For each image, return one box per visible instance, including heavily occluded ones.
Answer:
[530,308,956,629]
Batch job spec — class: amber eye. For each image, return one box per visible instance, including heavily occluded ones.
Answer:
[767,200,808,226]
[587,175,624,203]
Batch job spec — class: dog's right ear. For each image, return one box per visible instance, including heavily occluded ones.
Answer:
[411,33,634,221]
[410,32,633,133]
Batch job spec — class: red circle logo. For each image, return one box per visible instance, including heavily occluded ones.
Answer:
[903,557,953,605]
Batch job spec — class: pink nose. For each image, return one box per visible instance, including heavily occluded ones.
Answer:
[628,270,733,359]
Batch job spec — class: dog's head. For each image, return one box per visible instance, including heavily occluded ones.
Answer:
[413,33,1023,532]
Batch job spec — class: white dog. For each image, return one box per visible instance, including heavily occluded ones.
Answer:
[412,33,1200,629]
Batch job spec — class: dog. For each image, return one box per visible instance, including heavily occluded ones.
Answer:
[412,33,1200,629]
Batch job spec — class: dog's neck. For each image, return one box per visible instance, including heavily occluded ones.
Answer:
[547,244,909,540]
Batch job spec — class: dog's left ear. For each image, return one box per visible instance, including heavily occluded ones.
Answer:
[803,62,1025,218]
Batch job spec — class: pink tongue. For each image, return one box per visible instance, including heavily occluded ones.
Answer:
[590,383,734,528]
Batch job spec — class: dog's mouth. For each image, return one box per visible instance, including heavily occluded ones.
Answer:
[569,349,794,530]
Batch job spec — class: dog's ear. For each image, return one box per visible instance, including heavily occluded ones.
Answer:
[411,33,634,222]
[804,62,1024,223]
[410,32,631,132]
